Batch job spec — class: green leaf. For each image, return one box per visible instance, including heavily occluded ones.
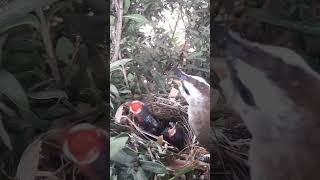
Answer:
[28,89,68,100]
[132,167,148,180]
[110,58,133,72]
[0,0,58,28]
[110,100,114,109]
[110,136,129,158]
[169,164,195,180]
[247,8,320,36]
[55,36,75,65]
[123,14,148,23]
[127,73,135,81]
[110,84,119,97]
[153,72,167,92]
[140,160,168,174]
[0,14,40,34]
[124,0,131,14]
[111,149,137,166]
[0,114,13,150]
[0,69,30,110]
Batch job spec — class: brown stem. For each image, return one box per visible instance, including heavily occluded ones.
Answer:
[36,8,62,87]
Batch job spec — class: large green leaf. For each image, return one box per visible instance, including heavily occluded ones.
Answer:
[0,69,30,110]
[140,160,168,174]
[0,69,48,128]
[123,14,148,23]
[124,0,131,14]
[55,36,75,66]
[110,58,133,72]
[248,8,320,36]
[0,14,40,34]
[132,167,148,180]
[110,136,129,158]
[0,0,58,27]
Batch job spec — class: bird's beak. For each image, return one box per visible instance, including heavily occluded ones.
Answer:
[172,66,189,81]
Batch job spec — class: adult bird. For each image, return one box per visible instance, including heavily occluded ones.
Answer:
[172,67,213,149]
[212,24,320,180]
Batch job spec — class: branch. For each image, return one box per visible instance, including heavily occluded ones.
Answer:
[111,0,123,62]
[36,8,62,87]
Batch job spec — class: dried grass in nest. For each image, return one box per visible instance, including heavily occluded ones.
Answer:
[210,106,251,180]
[114,94,210,178]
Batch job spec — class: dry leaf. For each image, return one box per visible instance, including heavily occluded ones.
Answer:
[114,104,124,123]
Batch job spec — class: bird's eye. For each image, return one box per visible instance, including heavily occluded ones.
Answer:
[182,83,190,95]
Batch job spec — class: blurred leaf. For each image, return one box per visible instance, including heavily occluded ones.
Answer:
[0,14,40,34]
[140,160,168,174]
[16,137,42,180]
[120,89,131,94]
[132,167,148,180]
[186,64,209,73]
[110,100,114,109]
[55,36,75,65]
[0,69,30,109]
[153,72,167,92]
[124,0,131,14]
[123,14,148,23]
[248,8,320,36]
[170,164,195,179]
[111,58,133,72]
[0,34,8,66]
[110,84,119,97]
[0,114,13,150]
[0,0,58,27]
[111,149,136,166]
[127,73,135,81]
[28,89,68,100]
[110,136,129,158]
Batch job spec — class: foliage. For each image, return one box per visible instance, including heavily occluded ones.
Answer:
[0,0,107,179]
[110,0,209,179]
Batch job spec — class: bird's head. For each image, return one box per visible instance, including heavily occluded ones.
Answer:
[129,100,145,115]
[62,123,106,165]
[172,67,210,106]
[213,24,320,139]
[167,122,177,138]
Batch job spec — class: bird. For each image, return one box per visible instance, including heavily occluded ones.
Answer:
[172,67,213,149]
[129,100,163,136]
[212,24,320,180]
[61,123,107,180]
[162,122,185,150]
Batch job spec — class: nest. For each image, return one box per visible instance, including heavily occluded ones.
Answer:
[113,94,210,179]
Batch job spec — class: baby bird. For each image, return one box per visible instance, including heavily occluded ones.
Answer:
[162,122,185,150]
[129,100,163,136]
